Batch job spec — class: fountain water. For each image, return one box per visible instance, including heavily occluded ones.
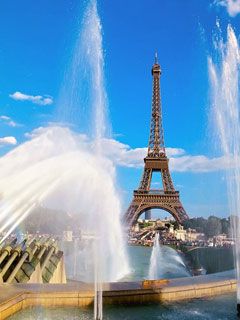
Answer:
[208,23,240,314]
[0,0,129,318]
[58,0,109,141]
[60,1,110,318]
[148,233,161,279]
[0,126,129,281]
[148,232,189,280]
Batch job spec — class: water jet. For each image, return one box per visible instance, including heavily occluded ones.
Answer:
[209,22,240,317]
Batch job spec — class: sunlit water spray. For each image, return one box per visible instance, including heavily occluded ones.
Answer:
[208,23,240,304]
[0,3,129,319]
[0,126,129,282]
[62,1,110,318]
[148,233,161,279]
[58,0,108,142]
[148,233,189,280]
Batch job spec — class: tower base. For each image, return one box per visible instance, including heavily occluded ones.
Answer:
[124,190,188,228]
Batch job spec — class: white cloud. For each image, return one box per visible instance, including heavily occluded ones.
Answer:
[98,138,186,168]
[169,154,234,172]
[0,115,19,127]
[18,126,237,173]
[9,91,53,106]
[0,136,17,146]
[166,147,185,157]
[0,116,10,121]
[98,138,236,173]
[214,0,240,17]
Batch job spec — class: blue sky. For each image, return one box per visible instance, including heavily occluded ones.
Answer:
[0,0,240,218]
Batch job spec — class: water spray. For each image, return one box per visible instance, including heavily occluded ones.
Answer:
[209,23,240,317]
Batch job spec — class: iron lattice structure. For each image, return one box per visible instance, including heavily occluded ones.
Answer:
[124,56,189,227]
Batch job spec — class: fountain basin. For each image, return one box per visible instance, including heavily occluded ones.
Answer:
[0,270,236,319]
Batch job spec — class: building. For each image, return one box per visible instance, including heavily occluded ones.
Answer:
[174,225,186,241]
[185,228,205,242]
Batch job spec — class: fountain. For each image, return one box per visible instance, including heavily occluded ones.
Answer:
[148,233,161,280]
[0,0,129,318]
[0,2,239,319]
[208,22,240,315]
[148,233,190,280]
[57,0,109,141]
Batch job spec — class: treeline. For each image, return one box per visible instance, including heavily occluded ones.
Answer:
[182,216,237,238]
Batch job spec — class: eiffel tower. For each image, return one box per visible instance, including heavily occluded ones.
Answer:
[124,54,189,227]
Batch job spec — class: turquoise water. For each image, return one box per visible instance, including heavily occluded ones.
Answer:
[63,243,190,281]
[8,294,236,319]
[123,245,190,281]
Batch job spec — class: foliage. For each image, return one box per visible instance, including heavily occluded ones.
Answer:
[183,215,231,238]
[139,222,152,228]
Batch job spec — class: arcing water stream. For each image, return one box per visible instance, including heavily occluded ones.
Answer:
[0,0,129,319]
[58,0,108,141]
[148,233,161,280]
[208,23,240,308]
[148,233,189,280]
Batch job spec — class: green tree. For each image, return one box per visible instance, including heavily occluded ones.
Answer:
[205,216,222,238]
[221,218,230,236]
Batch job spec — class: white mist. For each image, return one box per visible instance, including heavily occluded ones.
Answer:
[209,23,240,303]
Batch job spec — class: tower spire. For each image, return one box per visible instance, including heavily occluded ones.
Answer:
[155,52,158,64]
[147,56,165,157]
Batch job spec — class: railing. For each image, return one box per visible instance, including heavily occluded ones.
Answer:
[134,189,179,196]
[148,189,165,195]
